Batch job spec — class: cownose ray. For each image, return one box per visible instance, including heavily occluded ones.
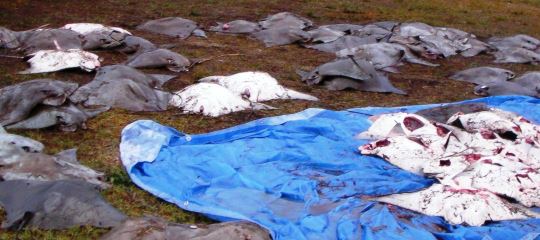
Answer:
[124,48,191,72]
[493,47,540,64]
[16,28,84,54]
[449,67,515,85]
[70,65,175,112]
[305,35,378,53]
[5,104,109,132]
[307,26,345,43]
[137,17,204,39]
[488,34,540,50]
[473,71,540,97]
[117,35,157,54]
[0,180,126,230]
[0,79,78,126]
[336,42,439,71]
[251,26,311,47]
[209,20,261,34]
[198,71,318,102]
[297,57,406,94]
[258,12,313,30]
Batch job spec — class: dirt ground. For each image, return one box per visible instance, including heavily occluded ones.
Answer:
[0,0,539,239]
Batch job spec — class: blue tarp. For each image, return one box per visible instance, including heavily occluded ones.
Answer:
[120,96,540,240]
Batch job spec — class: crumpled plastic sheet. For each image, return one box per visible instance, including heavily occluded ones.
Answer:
[120,96,540,240]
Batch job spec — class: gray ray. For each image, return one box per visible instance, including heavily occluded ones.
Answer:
[117,35,157,54]
[299,58,406,94]
[417,34,471,57]
[450,67,515,85]
[137,17,199,39]
[305,35,378,53]
[259,12,312,30]
[307,27,345,43]
[298,58,372,85]
[514,71,540,91]
[209,20,260,34]
[351,24,392,41]
[474,82,538,97]
[461,38,493,57]
[6,104,108,132]
[70,65,175,112]
[17,29,83,54]
[0,180,125,230]
[393,22,437,37]
[337,42,439,68]
[81,30,128,50]
[435,27,474,41]
[251,27,311,47]
[415,103,489,123]
[0,79,78,126]
[371,21,399,31]
[318,23,364,33]
[493,47,540,64]
[125,48,191,72]
[488,34,540,50]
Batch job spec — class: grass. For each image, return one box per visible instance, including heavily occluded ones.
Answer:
[0,0,540,238]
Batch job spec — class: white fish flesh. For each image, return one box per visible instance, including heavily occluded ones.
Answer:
[451,155,540,207]
[198,71,318,102]
[375,184,540,226]
[169,83,273,117]
[359,109,540,224]
[62,23,131,35]
[20,49,100,74]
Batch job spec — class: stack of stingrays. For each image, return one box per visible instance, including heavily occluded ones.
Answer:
[0,20,201,74]
[357,104,540,226]
[300,24,539,93]
[0,127,271,238]
[209,12,312,47]
[0,12,539,106]
[209,12,540,93]
[1,11,540,235]
[169,71,318,117]
[0,125,125,229]
[0,16,318,127]
[450,67,540,98]
[0,65,174,131]
[0,65,318,131]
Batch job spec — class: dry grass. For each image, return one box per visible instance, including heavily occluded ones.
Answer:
[0,0,540,238]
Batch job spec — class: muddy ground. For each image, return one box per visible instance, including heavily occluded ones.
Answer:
[0,0,539,239]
